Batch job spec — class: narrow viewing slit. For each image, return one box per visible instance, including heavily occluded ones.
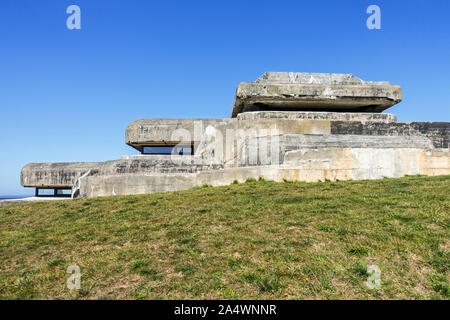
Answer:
[35,188,72,197]
[141,145,193,155]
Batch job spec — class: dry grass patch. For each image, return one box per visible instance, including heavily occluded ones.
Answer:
[0,175,448,299]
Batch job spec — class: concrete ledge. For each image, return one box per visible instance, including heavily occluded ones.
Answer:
[21,162,102,188]
[125,117,333,152]
[21,157,224,189]
[237,111,397,122]
[126,118,232,151]
[232,83,402,117]
[120,155,220,164]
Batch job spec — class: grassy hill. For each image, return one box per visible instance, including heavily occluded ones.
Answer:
[0,175,448,299]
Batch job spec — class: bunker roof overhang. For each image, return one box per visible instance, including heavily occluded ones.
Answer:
[125,118,233,152]
[231,72,402,117]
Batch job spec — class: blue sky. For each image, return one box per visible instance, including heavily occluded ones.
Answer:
[0,0,449,195]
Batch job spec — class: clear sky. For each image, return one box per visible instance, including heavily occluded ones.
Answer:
[0,0,449,195]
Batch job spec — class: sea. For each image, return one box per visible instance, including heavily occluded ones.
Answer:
[0,196,31,200]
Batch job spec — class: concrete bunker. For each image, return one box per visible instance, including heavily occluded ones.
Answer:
[20,72,450,198]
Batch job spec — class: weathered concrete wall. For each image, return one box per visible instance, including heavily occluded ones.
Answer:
[418,149,450,176]
[238,134,435,166]
[127,112,398,151]
[78,148,450,198]
[99,157,222,175]
[126,114,449,162]
[195,118,336,167]
[21,156,223,188]
[331,121,450,148]
[21,162,102,188]
[79,174,198,197]
[126,116,334,166]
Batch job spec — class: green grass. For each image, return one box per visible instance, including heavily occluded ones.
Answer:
[0,175,448,299]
